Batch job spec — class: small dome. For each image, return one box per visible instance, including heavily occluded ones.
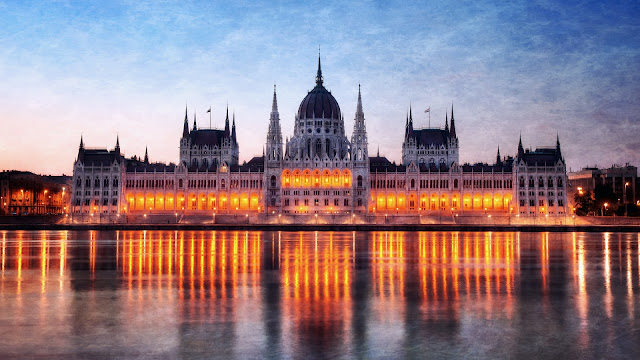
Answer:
[297,84,341,120]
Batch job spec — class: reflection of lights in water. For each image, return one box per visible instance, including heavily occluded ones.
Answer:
[604,232,612,319]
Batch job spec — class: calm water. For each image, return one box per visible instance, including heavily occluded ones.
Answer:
[0,230,639,359]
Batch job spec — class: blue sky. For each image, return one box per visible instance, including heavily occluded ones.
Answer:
[0,0,638,174]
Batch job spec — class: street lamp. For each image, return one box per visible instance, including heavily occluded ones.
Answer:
[602,202,609,216]
[624,182,629,216]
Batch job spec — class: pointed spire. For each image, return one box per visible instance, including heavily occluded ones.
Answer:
[79,135,84,150]
[449,103,457,138]
[496,145,502,165]
[377,145,380,157]
[193,111,197,131]
[271,84,279,114]
[114,135,120,155]
[144,146,149,163]
[231,111,237,143]
[408,104,414,136]
[518,133,525,159]
[445,113,449,132]
[182,105,189,138]
[356,84,363,115]
[224,105,230,137]
[315,47,323,86]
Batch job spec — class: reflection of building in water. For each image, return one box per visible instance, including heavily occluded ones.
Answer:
[70,56,568,218]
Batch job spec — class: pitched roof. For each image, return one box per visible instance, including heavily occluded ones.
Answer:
[518,148,562,166]
[411,128,451,147]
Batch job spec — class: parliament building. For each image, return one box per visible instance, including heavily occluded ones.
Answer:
[71,57,569,219]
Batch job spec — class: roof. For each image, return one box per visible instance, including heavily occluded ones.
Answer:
[297,84,341,120]
[518,148,562,166]
[78,149,122,166]
[369,156,406,172]
[189,129,227,147]
[410,128,451,147]
[126,159,176,173]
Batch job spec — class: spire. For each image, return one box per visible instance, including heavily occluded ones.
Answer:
[182,105,189,138]
[377,145,380,157]
[144,146,149,163]
[224,105,230,137]
[496,145,502,165]
[449,103,457,138]
[356,84,363,116]
[315,48,323,86]
[271,84,279,114]
[79,135,84,150]
[556,133,561,153]
[518,134,525,159]
[193,111,197,131]
[445,112,449,132]
[231,111,237,143]
[114,135,120,155]
[408,105,414,136]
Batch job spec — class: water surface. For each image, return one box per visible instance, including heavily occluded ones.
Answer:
[1,230,639,359]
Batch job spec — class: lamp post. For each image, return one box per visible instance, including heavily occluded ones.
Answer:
[624,182,629,216]
[602,202,608,216]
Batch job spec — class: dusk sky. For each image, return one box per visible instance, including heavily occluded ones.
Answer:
[1,0,638,175]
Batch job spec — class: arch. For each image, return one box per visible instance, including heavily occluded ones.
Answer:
[473,193,482,210]
[188,193,197,211]
[408,193,417,210]
[493,193,503,210]
[270,175,277,188]
[504,193,514,211]
[440,193,449,210]
[282,169,291,187]
[430,193,438,210]
[198,193,207,210]
[240,193,249,210]
[410,179,415,189]
[377,194,386,210]
[538,176,544,188]
[219,193,228,210]
[155,193,165,211]
[397,193,406,210]
[342,169,351,188]
[332,169,341,188]
[250,192,259,210]
[453,179,459,189]
[322,169,331,188]
[312,169,321,188]
[208,193,217,210]
[177,192,186,211]
[462,193,472,210]
[483,194,492,210]
[548,176,554,188]
[230,193,239,211]
[302,169,312,187]
[519,176,525,188]
[451,193,460,210]
[165,192,175,210]
[145,193,155,211]
[292,169,302,187]
[357,175,363,188]
[420,193,428,210]
[386,193,396,210]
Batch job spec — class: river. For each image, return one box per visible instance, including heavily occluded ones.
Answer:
[0,230,638,358]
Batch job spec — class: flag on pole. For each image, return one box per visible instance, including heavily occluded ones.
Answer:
[207,107,211,113]
[424,107,430,113]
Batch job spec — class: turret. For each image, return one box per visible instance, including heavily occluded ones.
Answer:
[114,135,120,156]
[445,113,449,132]
[192,111,197,131]
[496,146,502,165]
[517,135,525,159]
[144,147,149,163]
[351,84,368,162]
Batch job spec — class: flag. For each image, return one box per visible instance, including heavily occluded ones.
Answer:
[207,107,211,113]
[424,107,430,113]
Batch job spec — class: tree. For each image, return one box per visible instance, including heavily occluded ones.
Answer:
[574,191,595,216]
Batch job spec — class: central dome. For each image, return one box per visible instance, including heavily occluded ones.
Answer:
[297,56,342,120]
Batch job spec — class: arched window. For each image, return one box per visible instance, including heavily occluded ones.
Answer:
[357,175,363,188]
[94,177,100,187]
[221,179,226,189]
[179,179,183,188]
[270,175,276,187]
[519,177,525,188]
[271,198,276,207]
[104,177,109,187]
[315,139,322,157]
[454,179,459,189]
[306,139,311,157]
[548,176,553,188]
[558,176,563,187]
[113,177,118,187]
[192,158,198,168]
[357,148,362,160]
[410,179,415,189]
[528,177,535,188]
[76,177,81,187]
[538,176,544,188]
[325,139,331,156]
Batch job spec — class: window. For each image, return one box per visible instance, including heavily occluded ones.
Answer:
[357,175,363,188]
[539,199,544,207]
[270,175,276,187]
[76,178,81,187]
[548,176,554,188]
[410,179,415,189]
[520,200,525,206]
[538,177,544,188]
[558,199,564,206]
[284,199,289,206]
[528,177,534,188]
[104,177,109,187]
[529,199,535,206]
[519,177,525,188]
[334,199,339,206]
[324,199,329,206]
[454,179,459,189]
[314,199,319,206]
[344,199,349,206]
[103,198,109,206]
[558,177,563,187]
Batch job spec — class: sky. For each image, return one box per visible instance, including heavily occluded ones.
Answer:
[0,0,639,175]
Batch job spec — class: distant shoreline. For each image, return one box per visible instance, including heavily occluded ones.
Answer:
[0,223,639,233]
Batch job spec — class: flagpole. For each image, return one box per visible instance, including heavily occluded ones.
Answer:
[429,108,431,128]
[208,107,212,128]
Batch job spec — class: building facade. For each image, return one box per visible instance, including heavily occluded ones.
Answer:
[71,57,569,218]
[1,170,71,215]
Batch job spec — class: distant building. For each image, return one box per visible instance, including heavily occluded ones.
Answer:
[568,165,638,206]
[71,56,568,218]
[0,170,71,215]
